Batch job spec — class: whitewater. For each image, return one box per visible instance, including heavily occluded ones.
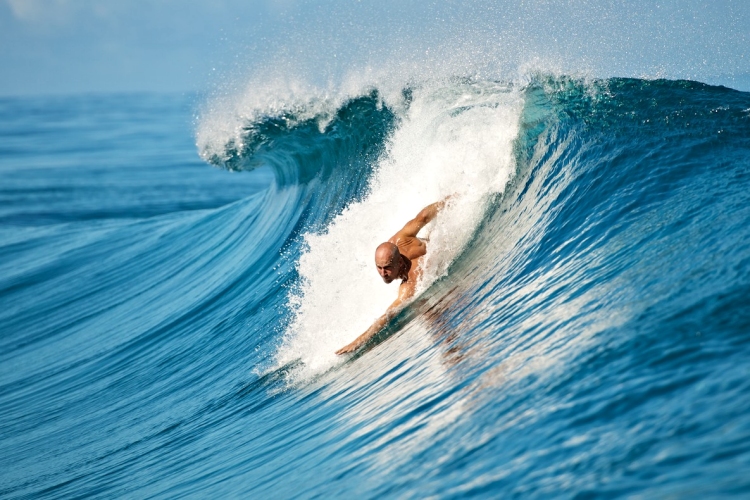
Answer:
[2,71,750,498]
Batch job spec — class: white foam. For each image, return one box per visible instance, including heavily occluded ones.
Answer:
[194,57,524,168]
[275,79,523,379]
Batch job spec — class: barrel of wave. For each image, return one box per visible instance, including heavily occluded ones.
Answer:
[275,80,524,379]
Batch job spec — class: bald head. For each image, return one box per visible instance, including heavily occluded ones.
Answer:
[375,242,402,283]
[375,242,399,263]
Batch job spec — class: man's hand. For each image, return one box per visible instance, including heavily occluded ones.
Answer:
[335,308,395,355]
[335,341,361,355]
[335,325,374,355]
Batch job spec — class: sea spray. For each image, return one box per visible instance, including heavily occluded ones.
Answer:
[275,80,523,377]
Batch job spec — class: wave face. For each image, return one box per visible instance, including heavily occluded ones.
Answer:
[2,77,750,497]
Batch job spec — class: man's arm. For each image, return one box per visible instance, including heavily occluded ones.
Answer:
[394,196,451,240]
[335,307,395,355]
[336,279,417,354]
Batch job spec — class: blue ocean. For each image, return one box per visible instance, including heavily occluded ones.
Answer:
[2,75,750,498]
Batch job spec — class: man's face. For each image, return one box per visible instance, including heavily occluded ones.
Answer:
[375,254,399,283]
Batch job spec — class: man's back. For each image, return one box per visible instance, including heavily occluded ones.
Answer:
[389,233,426,261]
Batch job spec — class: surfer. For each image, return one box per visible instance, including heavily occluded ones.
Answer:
[335,197,450,354]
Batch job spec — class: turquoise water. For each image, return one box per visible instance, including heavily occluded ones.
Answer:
[2,77,750,497]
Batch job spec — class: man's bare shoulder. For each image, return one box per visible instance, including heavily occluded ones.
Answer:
[389,234,426,260]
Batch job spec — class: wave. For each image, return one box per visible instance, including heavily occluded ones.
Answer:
[3,74,750,497]
[197,75,750,382]
[212,74,750,495]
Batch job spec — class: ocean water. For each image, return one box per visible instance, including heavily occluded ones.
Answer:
[2,76,750,498]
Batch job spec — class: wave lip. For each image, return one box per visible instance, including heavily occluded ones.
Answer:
[196,88,400,186]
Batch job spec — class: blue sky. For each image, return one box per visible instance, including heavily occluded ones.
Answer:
[1,0,748,96]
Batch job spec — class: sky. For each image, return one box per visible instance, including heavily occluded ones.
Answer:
[1,0,749,96]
